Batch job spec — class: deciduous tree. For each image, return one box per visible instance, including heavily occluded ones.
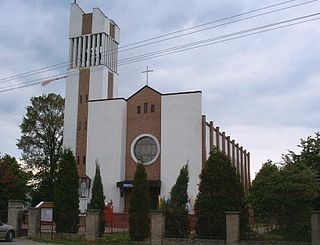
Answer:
[249,160,318,241]
[17,93,64,205]
[0,154,29,210]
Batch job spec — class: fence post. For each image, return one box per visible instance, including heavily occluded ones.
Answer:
[225,211,240,245]
[85,209,100,241]
[28,207,41,239]
[7,200,24,235]
[151,210,165,245]
[312,211,320,245]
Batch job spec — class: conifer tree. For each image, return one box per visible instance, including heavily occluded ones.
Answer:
[165,164,189,237]
[129,163,150,241]
[195,149,244,239]
[89,161,106,236]
[54,149,79,233]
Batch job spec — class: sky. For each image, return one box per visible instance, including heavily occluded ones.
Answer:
[0,0,319,179]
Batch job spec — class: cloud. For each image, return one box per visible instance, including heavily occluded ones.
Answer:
[0,0,319,179]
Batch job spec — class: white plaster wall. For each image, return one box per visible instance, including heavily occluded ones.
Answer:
[161,92,202,202]
[89,66,108,100]
[92,8,110,35]
[69,4,84,38]
[86,99,127,212]
[63,69,80,153]
[114,24,120,43]
[113,72,119,98]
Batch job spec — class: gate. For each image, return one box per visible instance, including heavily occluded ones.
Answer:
[0,210,8,223]
[19,210,28,237]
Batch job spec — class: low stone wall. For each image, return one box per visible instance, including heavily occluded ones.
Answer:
[163,239,310,245]
[240,241,310,245]
[163,238,225,245]
[39,232,84,240]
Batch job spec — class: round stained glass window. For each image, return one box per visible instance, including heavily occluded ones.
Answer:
[131,134,160,165]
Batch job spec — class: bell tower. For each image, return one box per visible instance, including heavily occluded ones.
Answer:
[63,3,120,179]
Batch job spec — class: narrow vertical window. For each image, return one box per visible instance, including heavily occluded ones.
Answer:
[80,95,82,104]
[137,106,141,114]
[86,95,88,102]
[85,121,87,130]
[83,156,86,165]
[151,105,155,113]
[144,103,148,113]
[77,156,80,165]
[78,122,81,131]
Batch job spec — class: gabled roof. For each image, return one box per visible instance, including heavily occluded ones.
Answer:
[127,85,202,100]
[127,85,161,100]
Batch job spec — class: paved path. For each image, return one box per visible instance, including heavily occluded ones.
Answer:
[0,239,52,245]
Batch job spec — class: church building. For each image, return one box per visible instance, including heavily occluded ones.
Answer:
[63,3,251,213]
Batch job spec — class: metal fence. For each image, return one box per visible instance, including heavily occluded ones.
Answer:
[102,212,151,244]
[164,213,226,240]
[247,223,311,242]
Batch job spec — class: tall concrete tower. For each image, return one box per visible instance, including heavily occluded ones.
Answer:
[63,2,120,206]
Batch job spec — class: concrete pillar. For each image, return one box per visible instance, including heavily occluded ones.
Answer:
[151,210,165,245]
[28,208,41,239]
[85,209,100,241]
[312,211,320,245]
[201,115,207,169]
[222,132,226,153]
[227,136,231,160]
[244,149,248,192]
[7,200,24,232]
[225,211,240,245]
[236,144,240,173]
[232,140,235,168]
[216,127,220,151]
[247,152,251,188]
[209,121,214,152]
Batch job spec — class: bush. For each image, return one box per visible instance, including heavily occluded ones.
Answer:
[195,149,245,239]
[89,162,106,236]
[54,149,79,233]
[165,164,189,238]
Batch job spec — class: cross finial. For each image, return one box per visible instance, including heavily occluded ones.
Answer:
[141,66,154,86]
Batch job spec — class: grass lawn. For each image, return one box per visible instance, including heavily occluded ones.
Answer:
[34,233,150,245]
[34,239,143,245]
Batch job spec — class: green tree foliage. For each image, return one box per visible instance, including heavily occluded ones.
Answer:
[165,164,189,238]
[89,162,105,236]
[195,149,244,239]
[129,163,150,241]
[0,154,29,210]
[54,149,79,233]
[248,160,281,223]
[283,132,320,208]
[17,93,64,205]
[249,160,318,241]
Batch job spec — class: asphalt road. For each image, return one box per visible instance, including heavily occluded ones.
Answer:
[0,239,52,245]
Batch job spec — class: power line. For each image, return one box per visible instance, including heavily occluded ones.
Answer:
[119,17,320,66]
[0,12,318,94]
[118,0,319,53]
[0,0,317,85]
[116,12,320,64]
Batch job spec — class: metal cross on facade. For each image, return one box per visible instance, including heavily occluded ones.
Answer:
[141,66,154,86]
